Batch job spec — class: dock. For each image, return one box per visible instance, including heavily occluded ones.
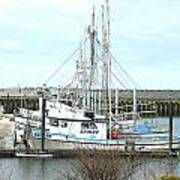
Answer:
[0,148,179,158]
[1,89,180,116]
[1,133,180,158]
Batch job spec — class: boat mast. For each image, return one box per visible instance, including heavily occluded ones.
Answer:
[102,0,112,138]
[101,3,106,113]
[79,41,87,110]
[79,41,85,110]
[101,3,105,88]
[115,88,119,115]
[107,0,111,114]
[108,0,112,139]
[83,30,88,110]
[133,88,138,127]
[89,4,96,112]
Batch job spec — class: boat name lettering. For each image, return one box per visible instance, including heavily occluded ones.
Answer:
[80,129,99,134]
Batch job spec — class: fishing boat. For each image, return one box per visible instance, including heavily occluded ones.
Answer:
[29,96,180,151]
[16,0,180,151]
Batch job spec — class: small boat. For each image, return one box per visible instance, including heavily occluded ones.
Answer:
[15,152,53,158]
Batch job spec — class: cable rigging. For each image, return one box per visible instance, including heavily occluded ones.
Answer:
[44,38,88,85]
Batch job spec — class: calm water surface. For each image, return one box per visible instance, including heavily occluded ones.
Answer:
[0,157,179,180]
[0,117,180,180]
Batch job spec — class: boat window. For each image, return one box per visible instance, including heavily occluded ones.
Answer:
[61,122,68,128]
[95,118,106,122]
[50,119,59,127]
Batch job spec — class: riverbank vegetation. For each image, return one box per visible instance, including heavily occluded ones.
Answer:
[61,149,179,180]
[160,174,180,180]
[61,149,148,180]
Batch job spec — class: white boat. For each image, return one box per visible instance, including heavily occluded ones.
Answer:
[15,152,53,158]
[28,97,180,151]
[18,0,180,151]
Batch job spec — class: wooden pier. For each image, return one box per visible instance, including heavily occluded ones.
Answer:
[1,89,180,116]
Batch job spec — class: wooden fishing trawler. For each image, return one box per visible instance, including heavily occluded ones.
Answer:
[15,0,180,152]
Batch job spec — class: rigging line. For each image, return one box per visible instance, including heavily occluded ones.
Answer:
[111,53,141,89]
[60,71,77,90]
[94,30,138,87]
[44,48,78,84]
[44,38,88,84]
[95,45,129,88]
[95,40,138,89]
[95,50,128,89]
[111,62,131,87]
[111,71,127,89]
[111,53,140,88]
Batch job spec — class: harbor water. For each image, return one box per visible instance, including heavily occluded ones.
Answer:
[0,157,180,180]
[0,117,180,180]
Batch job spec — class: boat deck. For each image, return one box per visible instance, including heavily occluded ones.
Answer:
[0,116,179,158]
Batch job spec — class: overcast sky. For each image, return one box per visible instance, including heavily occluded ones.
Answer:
[0,0,180,89]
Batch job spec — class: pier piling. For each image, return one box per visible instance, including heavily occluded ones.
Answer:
[1,89,180,117]
[41,97,46,152]
[169,102,173,152]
